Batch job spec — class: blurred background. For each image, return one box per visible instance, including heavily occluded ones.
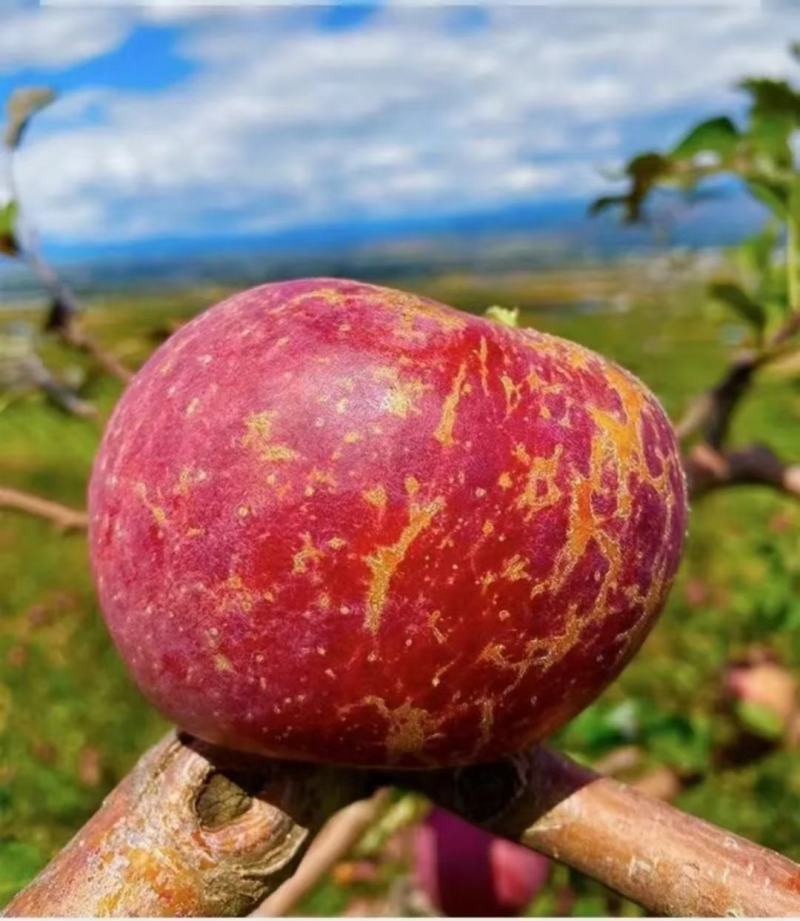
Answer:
[3,1,800,915]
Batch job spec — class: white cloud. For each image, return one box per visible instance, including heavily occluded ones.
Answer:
[9,4,800,245]
[0,9,130,73]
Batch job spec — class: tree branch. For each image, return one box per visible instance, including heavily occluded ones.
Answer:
[25,249,133,384]
[4,141,131,386]
[4,732,369,918]
[675,353,759,448]
[672,308,800,503]
[415,747,800,918]
[255,748,682,918]
[254,789,391,917]
[676,311,800,449]
[684,442,800,500]
[0,486,88,531]
[14,352,98,420]
[7,732,800,917]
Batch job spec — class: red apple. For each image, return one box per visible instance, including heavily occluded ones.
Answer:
[88,278,687,767]
[414,807,549,916]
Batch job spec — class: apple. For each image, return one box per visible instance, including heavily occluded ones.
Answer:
[88,278,687,767]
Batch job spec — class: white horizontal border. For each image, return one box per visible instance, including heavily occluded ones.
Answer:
[40,0,766,8]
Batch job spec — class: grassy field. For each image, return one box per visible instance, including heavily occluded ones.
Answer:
[2,264,800,914]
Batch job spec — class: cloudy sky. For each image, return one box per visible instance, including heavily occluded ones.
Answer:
[0,1,798,257]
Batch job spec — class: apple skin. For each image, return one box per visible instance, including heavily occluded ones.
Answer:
[414,807,550,916]
[88,278,687,768]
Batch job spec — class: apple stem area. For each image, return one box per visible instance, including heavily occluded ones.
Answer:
[4,731,800,918]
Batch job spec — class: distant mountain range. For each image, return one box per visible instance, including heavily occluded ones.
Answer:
[0,191,769,303]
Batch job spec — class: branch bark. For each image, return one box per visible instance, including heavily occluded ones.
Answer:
[7,733,800,918]
[4,732,369,918]
[0,486,89,531]
[415,747,800,918]
[256,748,682,918]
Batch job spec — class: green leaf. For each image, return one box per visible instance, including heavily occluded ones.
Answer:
[604,699,640,739]
[735,222,787,327]
[626,151,669,179]
[748,178,789,217]
[708,281,766,332]
[589,153,672,224]
[625,152,671,222]
[0,200,19,257]
[557,700,637,753]
[740,222,780,278]
[588,194,628,217]
[735,699,784,740]
[4,86,55,150]
[671,116,739,160]
[484,304,519,328]
[741,77,800,121]
[642,712,712,773]
[748,112,795,165]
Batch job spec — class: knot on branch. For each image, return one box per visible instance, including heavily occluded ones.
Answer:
[5,731,366,918]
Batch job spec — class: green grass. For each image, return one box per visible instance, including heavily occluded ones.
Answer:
[2,267,800,914]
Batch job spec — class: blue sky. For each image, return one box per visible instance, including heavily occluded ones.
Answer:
[0,2,798,259]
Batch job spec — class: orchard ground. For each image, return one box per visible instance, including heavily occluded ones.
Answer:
[2,263,800,915]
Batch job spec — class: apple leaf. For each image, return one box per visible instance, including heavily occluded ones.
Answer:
[588,194,628,216]
[739,222,780,278]
[708,281,766,333]
[742,77,800,120]
[588,154,672,224]
[0,200,19,257]
[747,178,789,217]
[4,86,56,150]
[672,116,739,160]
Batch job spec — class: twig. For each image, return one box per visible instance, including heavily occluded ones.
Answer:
[7,732,800,917]
[676,353,759,448]
[15,353,98,420]
[254,789,391,917]
[4,146,132,385]
[26,249,133,384]
[676,312,800,448]
[684,442,800,499]
[673,308,800,503]
[0,486,88,531]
